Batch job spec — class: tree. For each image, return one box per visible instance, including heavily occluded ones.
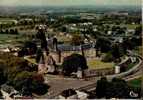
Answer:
[36,48,43,63]
[5,59,32,85]
[23,41,37,55]
[57,50,61,63]
[95,77,130,99]
[0,91,3,99]
[18,41,37,57]
[62,54,88,76]
[134,25,142,36]
[14,28,19,34]
[86,26,93,35]
[60,26,67,32]
[95,38,111,53]
[5,29,9,34]
[18,48,28,57]
[81,45,85,57]
[36,29,48,51]
[131,37,142,47]
[13,71,34,90]
[122,38,134,50]
[106,78,130,98]
[0,62,7,85]
[0,52,49,96]
[116,27,126,35]
[31,80,49,95]
[14,71,49,96]
[121,38,128,54]
[96,77,109,98]
[9,29,15,34]
[111,44,123,59]
[53,37,58,51]
[21,85,32,96]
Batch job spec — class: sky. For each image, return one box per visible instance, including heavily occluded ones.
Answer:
[0,0,141,6]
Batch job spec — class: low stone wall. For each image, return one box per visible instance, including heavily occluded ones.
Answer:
[84,68,114,78]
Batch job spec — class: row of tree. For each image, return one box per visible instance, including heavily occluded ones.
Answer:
[0,28,19,34]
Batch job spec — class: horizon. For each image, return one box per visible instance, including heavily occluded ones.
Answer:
[0,0,141,7]
[0,4,141,8]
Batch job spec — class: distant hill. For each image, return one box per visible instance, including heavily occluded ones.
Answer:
[0,5,141,15]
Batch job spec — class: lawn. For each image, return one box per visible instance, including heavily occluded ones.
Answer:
[128,77,142,88]
[126,59,139,71]
[87,59,114,69]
